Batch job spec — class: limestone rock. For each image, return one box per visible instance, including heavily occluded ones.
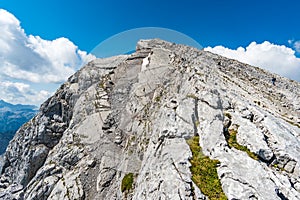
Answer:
[0,39,300,199]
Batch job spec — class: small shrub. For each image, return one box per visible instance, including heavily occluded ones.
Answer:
[121,173,134,192]
[187,136,227,200]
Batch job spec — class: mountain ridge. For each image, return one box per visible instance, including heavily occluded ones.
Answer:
[0,99,37,154]
[0,39,299,199]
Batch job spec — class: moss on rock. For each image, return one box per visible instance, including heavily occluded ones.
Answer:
[121,173,134,193]
[227,129,259,160]
[187,136,227,200]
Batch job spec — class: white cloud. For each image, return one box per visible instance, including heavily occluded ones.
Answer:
[205,41,300,81]
[0,9,96,105]
[287,39,300,54]
[0,81,50,105]
[294,41,300,53]
[0,9,95,83]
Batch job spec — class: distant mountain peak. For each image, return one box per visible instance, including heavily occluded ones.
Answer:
[0,99,10,107]
[0,99,37,154]
[0,99,37,110]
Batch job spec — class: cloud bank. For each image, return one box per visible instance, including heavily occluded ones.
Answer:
[205,41,300,81]
[0,9,95,105]
[0,81,50,105]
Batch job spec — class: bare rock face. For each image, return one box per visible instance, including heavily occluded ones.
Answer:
[1,39,300,199]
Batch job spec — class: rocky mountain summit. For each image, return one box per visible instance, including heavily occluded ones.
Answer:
[0,39,300,200]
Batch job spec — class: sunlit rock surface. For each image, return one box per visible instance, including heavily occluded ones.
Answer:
[0,39,300,200]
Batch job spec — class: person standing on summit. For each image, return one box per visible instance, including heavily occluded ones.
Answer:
[272,77,276,86]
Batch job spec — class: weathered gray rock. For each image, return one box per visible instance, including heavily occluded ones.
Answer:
[0,39,300,199]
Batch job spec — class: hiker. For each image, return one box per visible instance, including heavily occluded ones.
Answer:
[272,77,276,86]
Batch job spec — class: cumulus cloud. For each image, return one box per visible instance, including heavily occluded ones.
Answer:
[288,39,300,54]
[0,9,95,83]
[294,41,300,53]
[0,81,50,105]
[0,9,95,105]
[205,41,300,81]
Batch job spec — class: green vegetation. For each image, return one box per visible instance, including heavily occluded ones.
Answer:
[98,81,105,89]
[196,72,204,76]
[186,93,198,99]
[272,163,285,171]
[49,160,57,165]
[227,129,259,160]
[154,95,161,102]
[121,173,134,193]
[187,136,227,200]
[24,121,31,128]
[224,112,232,120]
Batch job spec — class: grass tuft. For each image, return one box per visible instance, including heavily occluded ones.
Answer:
[227,129,259,160]
[121,173,134,193]
[187,136,227,200]
[186,94,198,99]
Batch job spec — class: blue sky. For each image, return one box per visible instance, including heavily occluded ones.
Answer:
[2,0,300,51]
[0,0,300,105]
